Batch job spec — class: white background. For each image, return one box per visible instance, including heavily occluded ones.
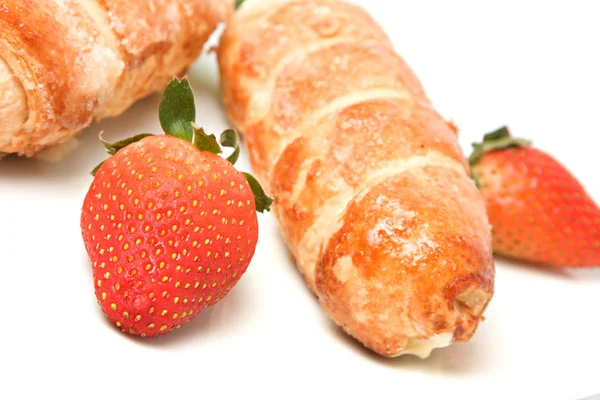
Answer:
[1,1,599,399]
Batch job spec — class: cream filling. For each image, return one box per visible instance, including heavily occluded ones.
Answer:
[398,332,454,359]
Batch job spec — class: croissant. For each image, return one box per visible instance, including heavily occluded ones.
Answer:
[0,0,231,159]
[218,0,495,358]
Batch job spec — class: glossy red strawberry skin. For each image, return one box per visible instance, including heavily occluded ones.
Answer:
[80,135,259,336]
[472,146,600,267]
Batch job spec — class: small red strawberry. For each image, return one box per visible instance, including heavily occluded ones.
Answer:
[469,126,600,268]
[80,78,272,337]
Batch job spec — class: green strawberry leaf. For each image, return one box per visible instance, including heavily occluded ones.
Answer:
[220,129,241,165]
[100,132,155,155]
[235,0,246,10]
[468,125,531,166]
[192,124,222,155]
[243,172,273,213]
[483,126,511,141]
[90,132,155,176]
[91,161,105,176]
[159,78,196,142]
[470,170,481,189]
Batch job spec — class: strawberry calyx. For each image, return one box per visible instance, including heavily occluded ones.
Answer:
[468,126,532,166]
[235,0,245,10]
[90,77,273,213]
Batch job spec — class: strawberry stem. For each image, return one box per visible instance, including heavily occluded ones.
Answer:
[468,126,532,166]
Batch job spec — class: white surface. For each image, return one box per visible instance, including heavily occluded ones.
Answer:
[1,1,599,399]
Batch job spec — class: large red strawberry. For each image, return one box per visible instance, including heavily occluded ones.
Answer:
[469,126,600,268]
[80,78,272,337]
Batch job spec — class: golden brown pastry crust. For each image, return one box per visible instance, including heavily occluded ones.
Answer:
[218,0,495,357]
[0,0,232,156]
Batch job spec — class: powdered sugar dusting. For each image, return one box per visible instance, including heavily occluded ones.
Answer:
[82,42,123,105]
[367,211,437,266]
[400,225,438,266]
[52,0,123,102]
[297,151,460,284]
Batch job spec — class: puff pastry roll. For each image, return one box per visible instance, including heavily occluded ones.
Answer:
[0,0,231,157]
[217,0,495,358]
